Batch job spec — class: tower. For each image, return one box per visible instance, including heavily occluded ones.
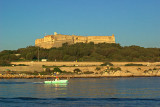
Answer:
[54,32,58,35]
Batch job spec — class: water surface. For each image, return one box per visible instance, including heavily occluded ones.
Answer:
[0,77,160,106]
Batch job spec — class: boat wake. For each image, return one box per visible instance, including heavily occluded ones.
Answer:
[0,82,44,84]
[33,82,44,84]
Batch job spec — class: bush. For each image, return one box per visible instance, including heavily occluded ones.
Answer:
[137,68,141,70]
[125,63,144,66]
[83,71,94,74]
[144,70,148,73]
[53,67,62,73]
[153,68,157,70]
[73,68,81,74]
[101,62,113,66]
[116,67,121,71]
[105,67,121,73]
[95,67,101,71]
[42,65,45,68]
[125,70,131,73]
[16,64,28,66]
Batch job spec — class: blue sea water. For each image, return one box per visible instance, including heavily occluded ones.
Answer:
[0,77,160,107]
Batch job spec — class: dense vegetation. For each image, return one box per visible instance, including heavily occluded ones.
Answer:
[0,43,159,64]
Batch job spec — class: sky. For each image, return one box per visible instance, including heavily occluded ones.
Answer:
[0,0,160,51]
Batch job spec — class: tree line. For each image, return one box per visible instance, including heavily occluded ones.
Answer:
[0,42,160,63]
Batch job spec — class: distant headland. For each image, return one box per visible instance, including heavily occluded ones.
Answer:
[35,32,115,49]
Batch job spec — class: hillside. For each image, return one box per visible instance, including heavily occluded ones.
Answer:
[0,43,160,64]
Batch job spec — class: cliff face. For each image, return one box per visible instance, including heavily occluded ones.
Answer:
[35,32,115,49]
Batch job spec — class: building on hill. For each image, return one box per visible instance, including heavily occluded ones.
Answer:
[35,32,115,49]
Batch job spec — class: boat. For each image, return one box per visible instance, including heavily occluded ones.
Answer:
[44,79,68,84]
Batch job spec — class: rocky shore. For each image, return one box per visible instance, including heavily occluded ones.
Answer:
[0,61,160,79]
[0,73,160,79]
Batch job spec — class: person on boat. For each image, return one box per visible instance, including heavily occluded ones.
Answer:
[55,76,59,81]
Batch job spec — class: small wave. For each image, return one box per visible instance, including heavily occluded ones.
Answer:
[33,82,44,84]
[12,97,41,100]
[55,98,160,102]
[0,82,29,84]
[0,82,44,84]
[0,97,160,101]
[0,97,160,107]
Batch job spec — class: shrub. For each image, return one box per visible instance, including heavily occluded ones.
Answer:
[53,67,62,73]
[73,68,81,74]
[137,68,141,70]
[42,65,45,68]
[125,70,131,73]
[101,62,113,66]
[125,63,144,66]
[144,70,148,73]
[109,67,121,71]
[84,71,94,74]
[153,68,157,70]
[116,67,121,71]
[105,67,121,74]
[16,64,28,66]
[95,67,101,71]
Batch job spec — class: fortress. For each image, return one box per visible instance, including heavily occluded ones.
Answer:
[35,32,115,49]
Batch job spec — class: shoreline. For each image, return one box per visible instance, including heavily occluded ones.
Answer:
[0,61,160,79]
[0,74,160,79]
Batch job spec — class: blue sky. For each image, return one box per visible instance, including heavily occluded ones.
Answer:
[0,0,160,51]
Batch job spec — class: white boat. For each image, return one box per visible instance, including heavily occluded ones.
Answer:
[44,79,68,84]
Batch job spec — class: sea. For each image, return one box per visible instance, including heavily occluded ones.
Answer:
[0,77,160,107]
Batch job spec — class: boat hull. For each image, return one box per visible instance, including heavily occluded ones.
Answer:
[44,80,68,84]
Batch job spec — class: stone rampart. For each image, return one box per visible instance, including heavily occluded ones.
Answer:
[88,36,115,44]
[35,32,116,49]
[74,36,87,43]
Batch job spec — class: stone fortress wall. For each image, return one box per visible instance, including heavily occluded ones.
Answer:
[35,32,115,49]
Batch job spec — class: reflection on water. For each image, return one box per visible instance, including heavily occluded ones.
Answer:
[65,77,160,98]
[44,83,68,91]
[0,77,160,99]
[44,83,68,87]
[66,78,118,98]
